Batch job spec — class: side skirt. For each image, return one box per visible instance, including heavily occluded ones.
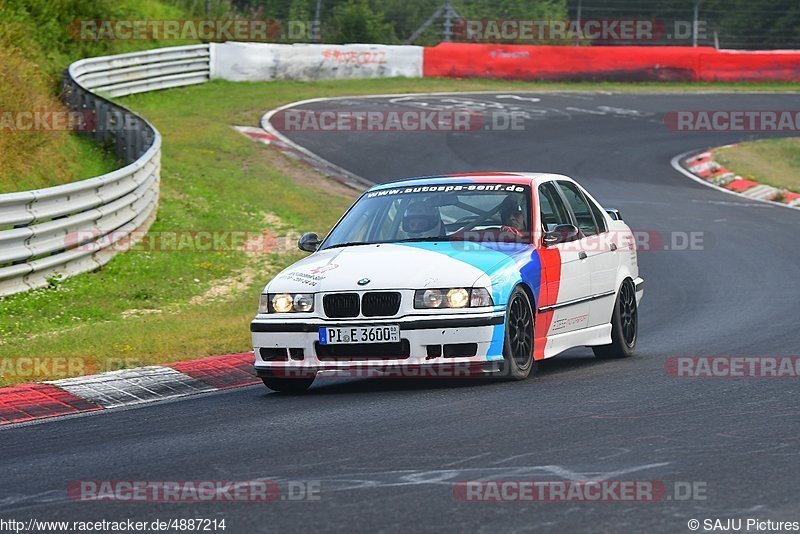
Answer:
[539,324,613,359]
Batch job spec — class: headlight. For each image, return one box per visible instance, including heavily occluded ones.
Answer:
[260,293,315,313]
[293,293,314,312]
[272,293,294,313]
[414,288,494,309]
[447,288,469,308]
[419,289,444,308]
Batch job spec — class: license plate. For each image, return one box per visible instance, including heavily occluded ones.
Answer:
[319,325,400,345]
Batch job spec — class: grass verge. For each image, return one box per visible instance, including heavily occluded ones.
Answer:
[714,138,800,193]
[0,45,122,193]
[1,77,799,386]
[0,0,223,190]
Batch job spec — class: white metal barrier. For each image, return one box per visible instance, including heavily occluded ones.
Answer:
[0,45,211,296]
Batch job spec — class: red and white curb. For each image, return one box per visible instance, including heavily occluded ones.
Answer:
[677,147,800,208]
[0,353,258,426]
[234,125,368,190]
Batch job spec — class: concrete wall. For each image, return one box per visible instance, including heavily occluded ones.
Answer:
[211,42,423,82]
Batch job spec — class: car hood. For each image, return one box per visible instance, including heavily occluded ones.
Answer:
[265,242,532,293]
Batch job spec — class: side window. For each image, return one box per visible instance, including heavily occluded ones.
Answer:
[538,182,571,231]
[586,195,608,234]
[557,181,599,237]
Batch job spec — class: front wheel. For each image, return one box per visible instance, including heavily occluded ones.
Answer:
[593,279,638,359]
[499,287,537,380]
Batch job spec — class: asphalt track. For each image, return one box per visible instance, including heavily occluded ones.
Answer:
[2,92,800,533]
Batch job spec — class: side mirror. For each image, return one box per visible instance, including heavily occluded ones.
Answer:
[298,232,321,253]
[605,209,622,221]
[543,224,580,246]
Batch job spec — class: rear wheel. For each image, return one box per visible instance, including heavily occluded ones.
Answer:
[593,279,638,359]
[260,373,315,393]
[500,287,537,380]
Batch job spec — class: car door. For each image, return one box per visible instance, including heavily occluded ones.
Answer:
[537,182,591,336]
[555,180,619,328]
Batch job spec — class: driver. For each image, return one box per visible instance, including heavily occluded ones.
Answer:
[500,196,527,238]
[402,200,444,238]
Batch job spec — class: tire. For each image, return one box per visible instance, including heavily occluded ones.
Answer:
[499,286,537,380]
[260,373,315,393]
[593,279,638,359]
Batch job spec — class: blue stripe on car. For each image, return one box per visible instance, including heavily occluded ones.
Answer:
[398,242,543,362]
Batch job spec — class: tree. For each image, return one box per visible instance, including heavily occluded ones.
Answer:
[329,0,395,43]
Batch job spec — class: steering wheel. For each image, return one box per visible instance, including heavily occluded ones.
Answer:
[453,214,482,226]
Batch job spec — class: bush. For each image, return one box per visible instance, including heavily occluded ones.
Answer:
[329,0,395,44]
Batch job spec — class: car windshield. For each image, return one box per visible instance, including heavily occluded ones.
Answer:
[322,182,531,249]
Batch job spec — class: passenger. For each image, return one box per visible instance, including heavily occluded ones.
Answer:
[499,197,527,238]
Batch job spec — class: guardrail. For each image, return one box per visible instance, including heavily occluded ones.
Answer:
[0,45,211,296]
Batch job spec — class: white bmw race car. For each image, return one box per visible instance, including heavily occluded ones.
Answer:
[251,172,643,392]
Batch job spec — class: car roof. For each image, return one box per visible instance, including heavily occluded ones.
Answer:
[367,172,573,191]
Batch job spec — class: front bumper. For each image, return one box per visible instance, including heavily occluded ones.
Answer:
[251,311,506,375]
[634,277,644,304]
